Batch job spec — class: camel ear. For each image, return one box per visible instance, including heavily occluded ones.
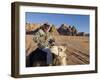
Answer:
[63,46,67,51]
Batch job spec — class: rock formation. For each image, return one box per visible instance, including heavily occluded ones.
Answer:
[58,24,69,35]
[50,24,59,35]
[26,23,40,32]
[58,24,78,36]
[26,23,89,36]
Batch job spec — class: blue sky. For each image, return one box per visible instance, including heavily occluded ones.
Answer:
[25,12,89,33]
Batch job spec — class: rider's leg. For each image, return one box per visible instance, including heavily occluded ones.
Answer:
[42,48,52,65]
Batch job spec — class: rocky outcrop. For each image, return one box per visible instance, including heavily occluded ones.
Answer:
[77,32,85,36]
[58,24,78,36]
[26,23,89,36]
[26,23,40,32]
[58,24,69,35]
[26,23,59,35]
[50,24,59,35]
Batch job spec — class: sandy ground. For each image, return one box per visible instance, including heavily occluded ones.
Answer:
[26,35,89,65]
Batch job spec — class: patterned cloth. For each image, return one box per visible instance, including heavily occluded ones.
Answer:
[33,29,54,49]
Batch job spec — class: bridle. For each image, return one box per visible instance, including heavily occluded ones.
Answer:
[57,46,66,59]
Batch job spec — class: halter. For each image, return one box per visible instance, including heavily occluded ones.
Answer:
[57,46,66,59]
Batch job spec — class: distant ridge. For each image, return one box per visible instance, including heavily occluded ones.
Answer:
[26,23,89,36]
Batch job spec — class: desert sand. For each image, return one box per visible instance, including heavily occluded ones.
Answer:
[26,35,89,65]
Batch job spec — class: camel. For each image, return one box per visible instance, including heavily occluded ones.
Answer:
[27,45,67,67]
[50,46,67,66]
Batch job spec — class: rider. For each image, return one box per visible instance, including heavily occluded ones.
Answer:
[33,23,55,66]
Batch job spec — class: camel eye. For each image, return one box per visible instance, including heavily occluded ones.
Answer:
[58,48,62,52]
